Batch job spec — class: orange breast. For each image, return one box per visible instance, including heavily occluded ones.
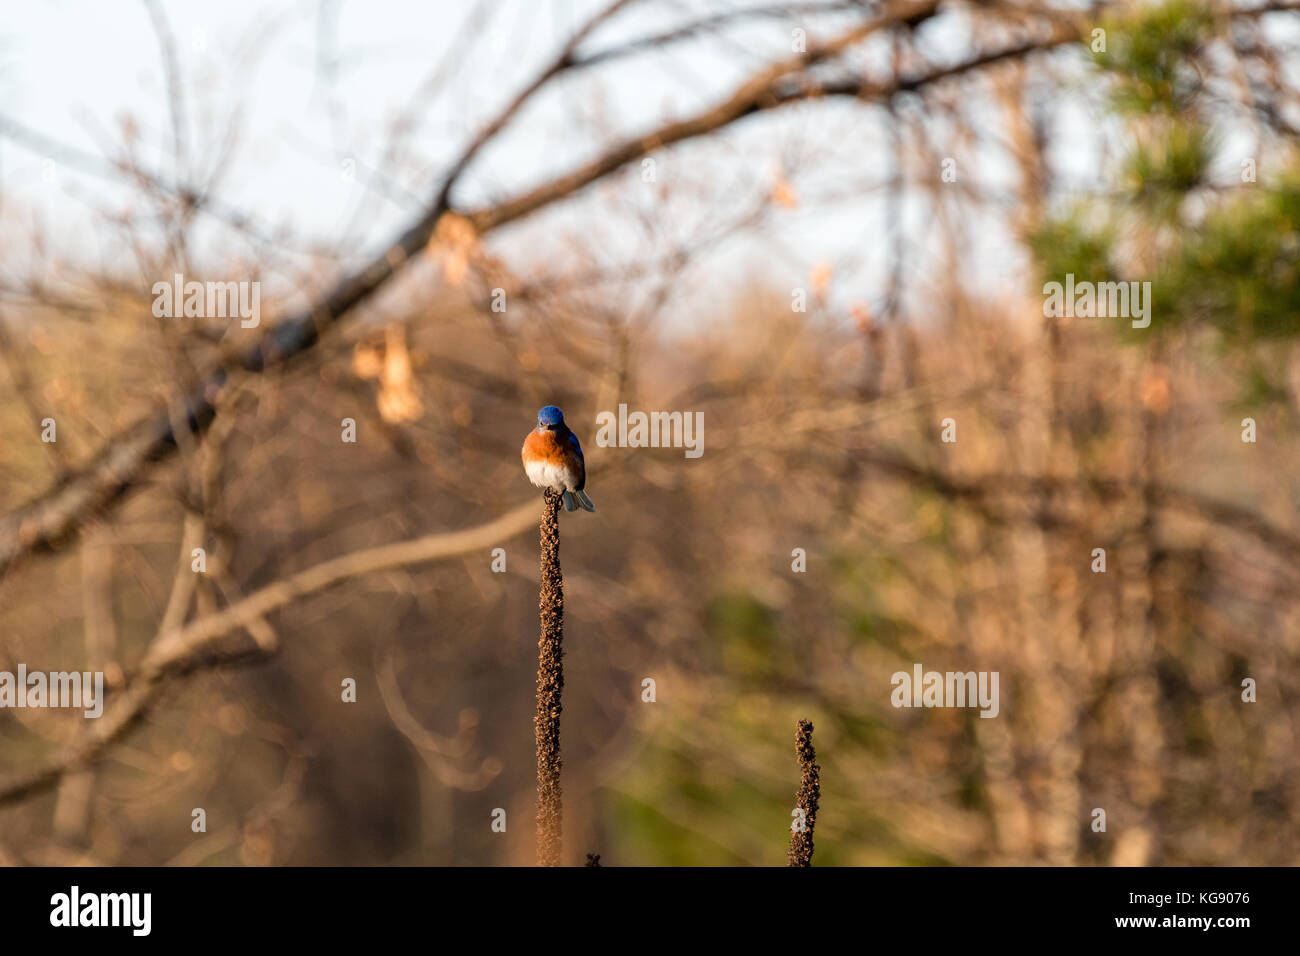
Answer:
[522,430,571,466]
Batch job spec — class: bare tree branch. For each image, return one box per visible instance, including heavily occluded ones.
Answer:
[0,0,1093,579]
[0,496,540,804]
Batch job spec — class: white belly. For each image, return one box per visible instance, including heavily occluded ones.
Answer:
[525,458,577,491]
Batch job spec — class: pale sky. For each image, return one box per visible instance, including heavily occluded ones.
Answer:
[0,1,1153,329]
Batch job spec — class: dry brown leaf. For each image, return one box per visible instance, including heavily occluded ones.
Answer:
[427,212,482,288]
[810,263,833,302]
[771,176,799,209]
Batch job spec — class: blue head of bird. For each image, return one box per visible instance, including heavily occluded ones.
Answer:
[537,405,565,432]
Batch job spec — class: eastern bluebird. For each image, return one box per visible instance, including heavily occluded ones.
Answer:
[521,405,595,513]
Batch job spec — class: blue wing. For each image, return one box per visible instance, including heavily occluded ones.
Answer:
[566,430,584,461]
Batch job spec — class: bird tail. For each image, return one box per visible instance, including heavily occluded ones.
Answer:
[575,489,595,512]
[562,491,577,512]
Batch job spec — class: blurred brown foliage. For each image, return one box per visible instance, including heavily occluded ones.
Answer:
[1,283,1297,864]
[2,0,1300,866]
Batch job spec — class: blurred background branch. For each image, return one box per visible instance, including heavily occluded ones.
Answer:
[0,0,1298,865]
